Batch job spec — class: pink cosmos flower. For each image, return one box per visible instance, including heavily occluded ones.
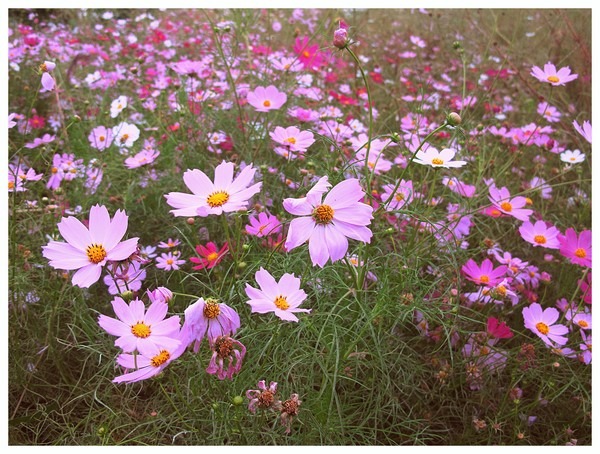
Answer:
[98,296,181,355]
[246,380,280,413]
[522,302,569,347]
[155,251,186,271]
[165,161,262,217]
[88,126,114,151]
[442,176,476,198]
[558,228,591,268]
[283,176,374,267]
[112,333,187,384]
[245,211,282,237]
[530,62,578,86]
[124,149,160,169]
[24,133,55,149]
[270,126,315,152]
[39,61,56,92]
[42,205,139,288]
[488,186,532,222]
[103,261,146,295]
[189,242,229,270]
[293,36,324,69]
[245,267,310,322]
[413,147,467,168]
[461,258,508,287]
[519,220,560,249]
[579,331,592,364]
[158,238,181,249]
[147,287,174,305]
[206,335,246,380]
[112,122,140,148]
[246,85,287,112]
[573,120,591,143]
[181,298,240,352]
[381,180,414,211]
[537,102,561,123]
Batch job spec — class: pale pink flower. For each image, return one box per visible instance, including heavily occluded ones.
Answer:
[488,186,532,222]
[88,126,114,151]
[573,120,591,143]
[519,220,560,249]
[247,85,287,112]
[124,149,160,169]
[155,252,185,270]
[413,147,467,168]
[530,62,578,86]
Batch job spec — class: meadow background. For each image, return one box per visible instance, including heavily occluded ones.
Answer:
[7,8,592,445]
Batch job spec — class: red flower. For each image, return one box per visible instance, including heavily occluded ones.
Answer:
[487,317,513,339]
[190,242,228,270]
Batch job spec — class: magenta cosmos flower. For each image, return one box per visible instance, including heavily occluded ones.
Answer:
[190,241,229,270]
[245,267,310,322]
[413,147,466,168]
[98,296,181,355]
[247,85,287,112]
[558,228,591,268]
[519,220,560,249]
[245,211,282,237]
[488,186,532,222]
[530,62,578,86]
[165,161,262,217]
[522,302,569,347]
[283,176,373,267]
[42,205,139,288]
[181,298,240,352]
[461,258,507,286]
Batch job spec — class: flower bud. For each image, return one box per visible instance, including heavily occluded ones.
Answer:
[120,290,134,301]
[447,112,461,126]
[333,27,349,49]
[232,396,244,406]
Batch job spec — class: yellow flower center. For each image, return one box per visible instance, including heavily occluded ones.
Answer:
[40,63,49,72]
[207,252,219,262]
[284,137,297,145]
[8,181,14,190]
[536,322,549,335]
[480,346,490,355]
[525,197,533,206]
[479,275,490,284]
[51,167,58,174]
[150,350,170,367]
[431,157,444,165]
[312,204,335,224]
[206,191,230,208]
[203,301,221,319]
[547,75,560,83]
[86,243,107,264]
[263,100,271,107]
[274,295,289,310]
[534,235,547,245]
[166,258,174,265]
[577,320,589,328]
[99,135,106,142]
[574,248,587,258]
[303,51,311,58]
[120,134,129,143]
[570,157,577,162]
[395,193,405,201]
[500,202,512,212]
[131,322,151,338]
[495,285,507,296]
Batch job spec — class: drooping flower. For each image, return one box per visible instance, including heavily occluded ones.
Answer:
[245,211,282,237]
[413,147,467,168]
[39,61,56,92]
[558,228,591,268]
[245,267,310,322]
[246,380,280,413]
[530,62,578,86]
[461,258,508,287]
[98,296,181,355]
[522,302,569,347]
[519,220,561,249]
[165,161,262,217]
[279,393,302,434]
[283,176,373,267]
[181,297,240,352]
[488,186,532,222]
[206,335,246,380]
[560,149,585,164]
[246,85,287,112]
[189,242,229,270]
[42,205,139,288]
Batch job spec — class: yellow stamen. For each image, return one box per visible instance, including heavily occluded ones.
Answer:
[500,202,513,212]
[312,204,334,224]
[131,322,151,338]
[263,100,271,107]
[206,191,230,208]
[207,252,219,262]
[536,322,549,335]
[574,248,587,258]
[577,320,589,328]
[431,157,444,165]
[284,137,297,145]
[479,275,490,284]
[547,75,560,84]
[534,235,547,245]
[86,243,107,264]
[203,301,221,319]
[274,295,289,310]
[150,350,170,367]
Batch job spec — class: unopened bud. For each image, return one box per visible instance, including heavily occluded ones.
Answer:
[186,217,195,225]
[120,290,134,301]
[447,112,461,126]
[232,396,244,406]
[333,27,349,49]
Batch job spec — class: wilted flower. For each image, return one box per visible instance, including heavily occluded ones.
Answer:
[279,393,302,434]
[181,297,240,351]
[206,335,246,380]
[246,380,280,413]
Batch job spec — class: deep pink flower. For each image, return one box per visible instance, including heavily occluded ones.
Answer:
[461,258,507,287]
[42,205,139,288]
[189,242,229,270]
[487,317,513,339]
[245,267,310,322]
[523,302,569,347]
[98,296,181,355]
[283,176,373,267]
[181,298,240,352]
[488,186,532,222]
[519,220,560,249]
[246,85,287,112]
[245,212,282,237]
[530,62,578,86]
[293,36,324,70]
[558,228,591,267]
[165,161,262,217]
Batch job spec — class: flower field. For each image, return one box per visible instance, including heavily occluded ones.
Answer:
[7,8,592,445]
